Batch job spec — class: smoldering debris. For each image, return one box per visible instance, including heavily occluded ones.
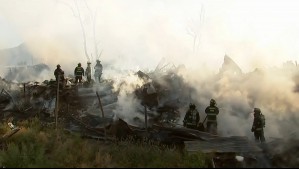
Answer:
[0,55,298,168]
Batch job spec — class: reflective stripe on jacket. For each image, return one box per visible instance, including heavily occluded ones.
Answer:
[75,67,84,76]
[205,106,219,122]
[184,109,200,126]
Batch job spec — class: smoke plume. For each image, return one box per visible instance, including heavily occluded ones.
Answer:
[1,0,299,142]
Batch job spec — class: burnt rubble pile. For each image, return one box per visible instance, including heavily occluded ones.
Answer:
[1,56,299,167]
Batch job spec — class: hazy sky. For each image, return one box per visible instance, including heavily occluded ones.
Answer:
[1,0,299,72]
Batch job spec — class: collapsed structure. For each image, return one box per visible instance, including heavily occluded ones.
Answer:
[0,55,299,167]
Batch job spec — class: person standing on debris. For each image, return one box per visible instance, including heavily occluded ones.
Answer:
[85,62,92,83]
[94,60,103,83]
[74,63,84,84]
[54,64,65,82]
[251,108,266,143]
[183,103,200,130]
[205,99,219,134]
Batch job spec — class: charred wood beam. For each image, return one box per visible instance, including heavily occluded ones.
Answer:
[152,124,218,141]
[81,134,114,141]
[0,128,20,143]
[96,91,107,142]
[1,89,21,112]
[68,112,105,136]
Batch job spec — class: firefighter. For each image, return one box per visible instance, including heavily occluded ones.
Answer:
[86,62,92,83]
[205,99,219,134]
[183,103,200,130]
[94,60,103,83]
[74,63,84,84]
[251,108,266,143]
[54,64,65,82]
[54,64,65,88]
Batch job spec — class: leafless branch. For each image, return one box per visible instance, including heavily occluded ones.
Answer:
[56,0,78,17]
[93,9,99,60]
[58,0,102,62]
[186,3,205,56]
[74,0,90,61]
[98,49,103,60]
[83,0,102,62]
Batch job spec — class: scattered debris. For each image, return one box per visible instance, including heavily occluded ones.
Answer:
[1,127,20,143]
[0,55,298,168]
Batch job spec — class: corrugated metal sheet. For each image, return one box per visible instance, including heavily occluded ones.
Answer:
[185,136,262,153]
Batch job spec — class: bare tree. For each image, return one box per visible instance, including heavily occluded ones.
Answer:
[186,3,205,57]
[56,0,103,63]
[83,0,103,61]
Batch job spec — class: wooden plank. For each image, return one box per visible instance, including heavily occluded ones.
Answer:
[185,136,262,153]
[1,128,20,142]
[152,124,219,141]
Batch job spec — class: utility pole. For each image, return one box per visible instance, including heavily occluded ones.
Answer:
[96,91,106,142]
[144,105,148,134]
[23,83,26,101]
[55,75,60,130]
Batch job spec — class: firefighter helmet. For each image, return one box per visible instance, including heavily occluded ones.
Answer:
[210,99,216,106]
[254,108,261,114]
[189,103,196,109]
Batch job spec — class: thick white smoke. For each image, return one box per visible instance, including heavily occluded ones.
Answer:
[1,0,299,142]
[179,59,299,140]
[111,71,147,124]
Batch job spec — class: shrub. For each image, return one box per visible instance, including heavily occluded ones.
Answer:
[0,118,207,168]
